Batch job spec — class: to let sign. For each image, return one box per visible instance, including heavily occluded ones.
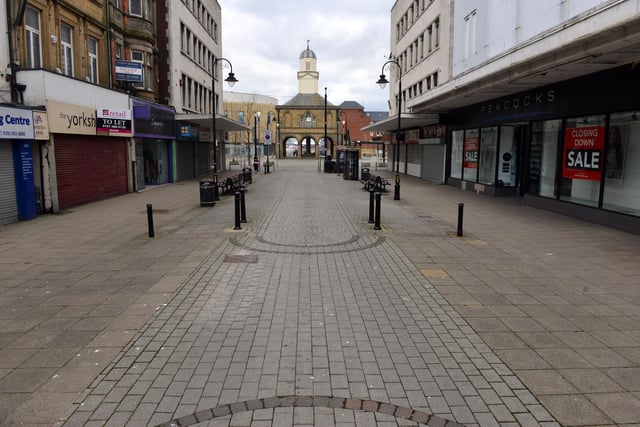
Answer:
[562,126,604,181]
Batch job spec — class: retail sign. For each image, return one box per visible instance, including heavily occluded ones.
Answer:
[562,126,604,181]
[46,100,96,135]
[97,108,132,136]
[33,111,49,140]
[115,60,143,82]
[463,136,479,169]
[0,106,34,140]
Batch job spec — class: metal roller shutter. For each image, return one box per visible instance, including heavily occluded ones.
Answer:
[0,143,18,224]
[55,135,128,209]
[176,141,195,181]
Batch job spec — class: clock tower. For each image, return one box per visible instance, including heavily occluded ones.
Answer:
[297,41,319,94]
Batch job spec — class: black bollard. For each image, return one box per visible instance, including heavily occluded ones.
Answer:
[234,192,242,230]
[368,189,375,224]
[457,203,464,237]
[240,187,247,223]
[213,174,220,201]
[374,192,382,231]
[394,174,400,200]
[146,204,155,238]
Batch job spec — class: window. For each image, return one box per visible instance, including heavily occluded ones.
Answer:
[603,111,640,216]
[130,0,144,17]
[60,23,73,76]
[451,130,464,179]
[115,44,122,59]
[478,127,498,185]
[238,111,244,124]
[25,7,42,68]
[463,128,479,181]
[464,10,477,59]
[559,115,606,207]
[88,37,98,84]
[528,120,562,198]
[131,50,144,88]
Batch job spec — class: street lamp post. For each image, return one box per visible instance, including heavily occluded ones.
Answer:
[211,57,238,177]
[377,59,402,200]
[265,111,276,173]
[324,87,329,158]
[376,59,402,175]
[253,112,260,172]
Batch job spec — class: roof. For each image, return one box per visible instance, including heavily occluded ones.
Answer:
[280,93,335,107]
[300,41,317,59]
[176,113,251,132]
[366,111,390,123]
[339,101,364,110]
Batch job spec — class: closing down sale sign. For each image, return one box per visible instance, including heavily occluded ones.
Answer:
[562,126,604,181]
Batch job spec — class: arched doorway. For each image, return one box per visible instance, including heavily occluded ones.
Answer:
[301,137,316,158]
[284,137,299,158]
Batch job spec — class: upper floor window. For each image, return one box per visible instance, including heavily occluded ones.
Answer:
[464,11,477,58]
[130,0,149,18]
[88,37,98,84]
[131,50,144,88]
[60,23,73,76]
[25,7,42,68]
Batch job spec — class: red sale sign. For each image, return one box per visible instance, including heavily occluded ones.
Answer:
[463,137,479,169]
[562,126,605,181]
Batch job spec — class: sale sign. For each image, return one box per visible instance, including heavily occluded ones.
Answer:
[463,136,479,169]
[562,126,604,181]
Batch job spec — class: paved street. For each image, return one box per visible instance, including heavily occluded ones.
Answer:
[1,159,639,426]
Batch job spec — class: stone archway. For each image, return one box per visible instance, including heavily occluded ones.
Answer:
[301,137,317,158]
[283,136,299,158]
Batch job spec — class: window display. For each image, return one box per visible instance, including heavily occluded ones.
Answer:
[451,130,464,179]
[462,128,479,181]
[478,127,497,185]
[528,120,561,198]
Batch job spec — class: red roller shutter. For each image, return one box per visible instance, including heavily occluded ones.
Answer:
[55,135,128,209]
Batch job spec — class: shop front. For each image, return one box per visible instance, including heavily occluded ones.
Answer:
[174,123,199,181]
[132,98,176,189]
[46,100,129,210]
[0,106,37,224]
[447,65,640,233]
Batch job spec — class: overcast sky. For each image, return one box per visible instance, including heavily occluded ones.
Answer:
[220,0,393,112]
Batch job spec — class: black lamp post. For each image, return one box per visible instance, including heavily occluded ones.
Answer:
[253,112,260,171]
[376,59,402,174]
[211,57,238,177]
[265,111,276,173]
[324,87,329,158]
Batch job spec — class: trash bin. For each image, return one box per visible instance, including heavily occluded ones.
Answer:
[242,167,252,184]
[324,160,336,173]
[199,179,215,207]
[361,167,370,182]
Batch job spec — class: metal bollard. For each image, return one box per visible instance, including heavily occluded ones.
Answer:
[457,203,464,237]
[368,189,375,224]
[394,174,400,200]
[234,192,242,230]
[374,192,382,230]
[240,187,247,223]
[213,174,220,201]
[146,204,155,238]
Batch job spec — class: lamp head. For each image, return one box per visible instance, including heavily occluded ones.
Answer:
[376,74,389,89]
[225,72,238,87]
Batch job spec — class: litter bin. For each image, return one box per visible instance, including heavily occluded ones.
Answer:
[324,160,336,173]
[199,179,215,207]
[242,167,252,184]
[361,167,370,182]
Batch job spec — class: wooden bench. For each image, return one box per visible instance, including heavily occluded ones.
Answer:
[218,174,244,194]
[362,174,390,192]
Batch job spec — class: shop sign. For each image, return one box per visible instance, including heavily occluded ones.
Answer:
[562,126,604,181]
[46,100,96,135]
[97,108,132,136]
[33,111,49,140]
[178,124,199,140]
[0,106,34,140]
[132,98,175,139]
[463,136,479,169]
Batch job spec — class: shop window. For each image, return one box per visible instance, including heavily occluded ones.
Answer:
[528,119,562,198]
[451,130,464,179]
[603,112,640,216]
[478,127,497,185]
[462,128,479,181]
[559,115,605,207]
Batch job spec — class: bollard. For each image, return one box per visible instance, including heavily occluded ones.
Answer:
[374,192,382,230]
[240,187,247,223]
[394,174,400,200]
[368,189,375,224]
[146,204,155,238]
[234,192,242,230]
[457,203,464,237]
[213,174,220,201]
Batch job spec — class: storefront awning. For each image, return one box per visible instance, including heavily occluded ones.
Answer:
[176,114,251,132]
[361,113,439,133]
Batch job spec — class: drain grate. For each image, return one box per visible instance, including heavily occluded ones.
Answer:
[224,254,258,263]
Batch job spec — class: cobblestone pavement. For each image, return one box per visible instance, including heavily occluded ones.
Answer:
[58,161,557,427]
[1,159,639,426]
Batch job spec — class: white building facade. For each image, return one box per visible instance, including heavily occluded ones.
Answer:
[397,0,640,233]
